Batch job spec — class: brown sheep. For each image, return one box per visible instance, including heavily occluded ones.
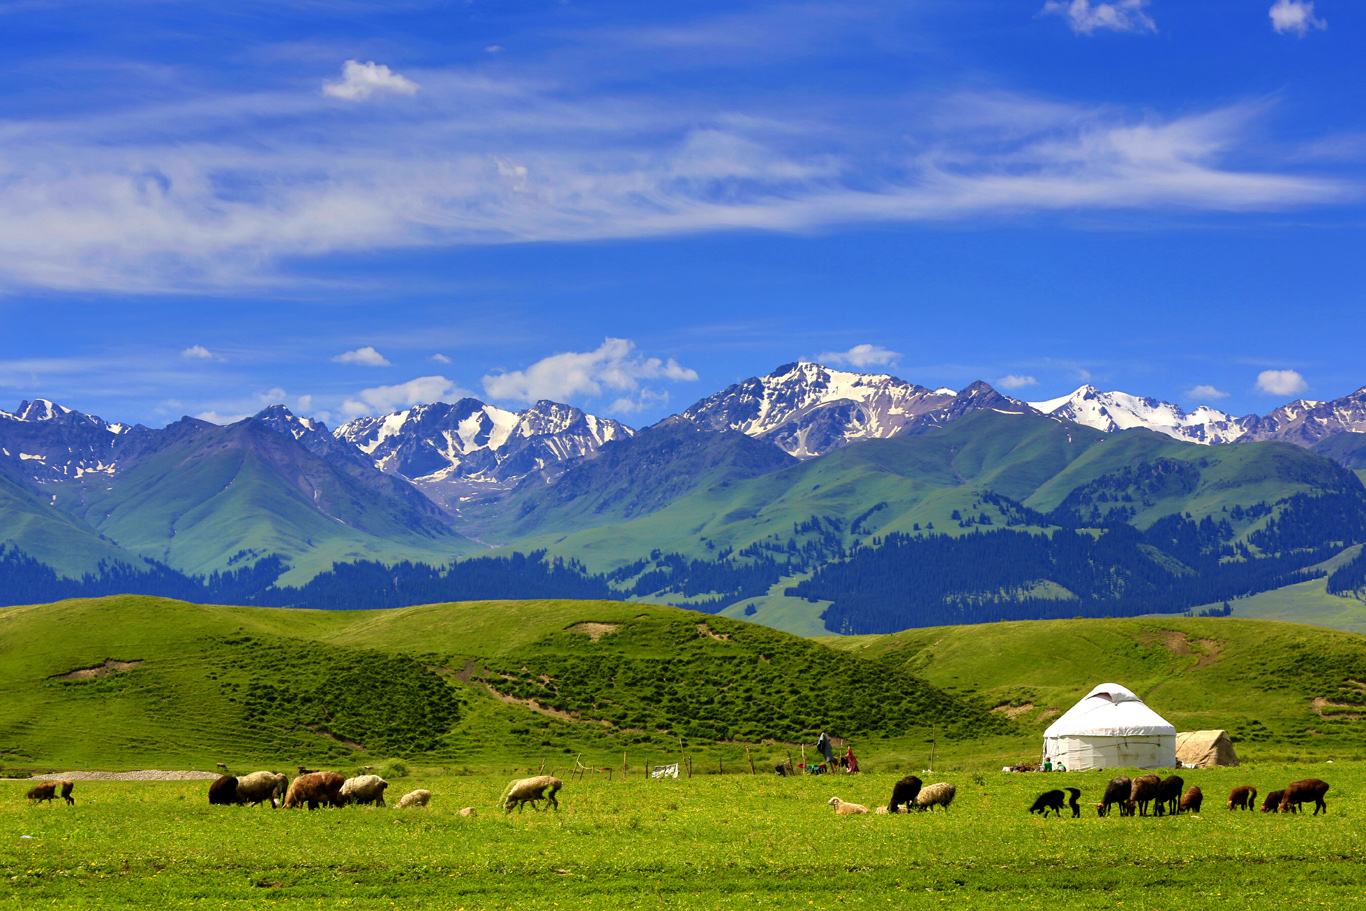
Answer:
[1126,774,1162,817]
[1097,776,1132,817]
[500,775,562,813]
[1179,786,1203,814]
[26,783,57,804]
[1227,785,1257,811]
[1278,779,1329,816]
[283,771,346,810]
[208,775,238,806]
[1154,775,1184,817]
[1261,789,1287,813]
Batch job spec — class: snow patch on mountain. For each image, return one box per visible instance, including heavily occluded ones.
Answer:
[1028,385,1250,445]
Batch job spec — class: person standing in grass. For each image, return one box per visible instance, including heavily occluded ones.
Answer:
[844,746,860,774]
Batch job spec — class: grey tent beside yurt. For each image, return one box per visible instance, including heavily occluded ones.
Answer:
[1175,730,1239,767]
[1041,683,1176,771]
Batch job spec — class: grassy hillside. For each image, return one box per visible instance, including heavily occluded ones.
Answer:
[0,596,999,772]
[833,615,1366,760]
[0,469,143,576]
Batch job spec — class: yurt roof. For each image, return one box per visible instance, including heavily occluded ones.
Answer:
[1043,683,1176,738]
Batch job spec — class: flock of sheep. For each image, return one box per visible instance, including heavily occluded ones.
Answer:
[200,770,564,815]
[825,774,1332,818]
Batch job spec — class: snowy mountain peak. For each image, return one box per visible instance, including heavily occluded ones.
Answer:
[1027,386,1246,445]
[14,399,74,422]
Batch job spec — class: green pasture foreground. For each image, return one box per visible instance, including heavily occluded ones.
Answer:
[2,763,1360,910]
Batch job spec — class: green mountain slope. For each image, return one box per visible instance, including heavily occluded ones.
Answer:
[0,467,144,575]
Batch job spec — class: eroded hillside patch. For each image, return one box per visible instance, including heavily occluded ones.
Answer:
[50,659,143,681]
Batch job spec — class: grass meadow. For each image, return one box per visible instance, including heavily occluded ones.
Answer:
[3,763,1360,910]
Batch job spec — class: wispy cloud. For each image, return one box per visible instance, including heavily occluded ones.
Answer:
[483,338,697,405]
[1269,0,1326,36]
[332,345,391,367]
[817,343,899,369]
[181,344,216,360]
[1186,383,1230,400]
[1256,369,1308,396]
[1041,0,1156,35]
[342,375,472,416]
[430,353,452,364]
[322,60,419,102]
[997,374,1039,390]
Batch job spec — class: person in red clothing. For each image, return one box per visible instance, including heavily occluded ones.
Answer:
[843,746,860,773]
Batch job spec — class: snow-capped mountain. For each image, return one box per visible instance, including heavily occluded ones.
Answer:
[0,398,145,482]
[1028,386,1250,445]
[677,361,1029,457]
[335,398,633,509]
[1238,387,1366,445]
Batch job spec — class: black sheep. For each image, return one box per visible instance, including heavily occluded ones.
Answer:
[887,775,922,814]
[208,774,239,806]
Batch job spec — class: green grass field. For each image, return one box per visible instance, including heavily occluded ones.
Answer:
[2,764,1358,910]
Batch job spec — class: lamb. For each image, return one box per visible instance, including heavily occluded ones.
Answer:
[1154,775,1184,817]
[1227,785,1257,811]
[208,774,238,806]
[886,775,923,814]
[1179,786,1203,814]
[283,771,346,810]
[234,771,288,808]
[340,774,389,807]
[1261,789,1287,813]
[459,806,477,817]
[1126,774,1162,817]
[827,797,869,815]
[914,782,955,812]
[397,789,432,809]
[500,775,562,813]
[26,783,56,804]
[1097,776,1132,817]
[1278,779,1329,816]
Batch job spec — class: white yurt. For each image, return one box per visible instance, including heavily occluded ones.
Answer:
[1041,683,1176,771]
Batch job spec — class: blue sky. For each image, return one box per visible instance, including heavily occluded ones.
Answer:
[1,0,1362,428]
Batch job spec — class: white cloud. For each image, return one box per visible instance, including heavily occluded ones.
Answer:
[341,375,472,417]
[332,345,391,367]
[609,388,670,415]
[1041,0,1156,35]
[181,344,215,360]
[322,60,419,102]
[483,338,697,404]
[1186,384,1229,400]
[817,343,900,369]
[997,374,1039,390]
[195,410,248,425]
[485,44,504,55]
[1269,0,1326,35]
[430,353,453,364]
[1256,369,1308,396]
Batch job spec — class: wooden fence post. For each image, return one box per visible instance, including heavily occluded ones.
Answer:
[746,746,756,775]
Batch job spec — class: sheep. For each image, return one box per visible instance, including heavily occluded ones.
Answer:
[1261,789,1287,813]
[1278,779,1329,816]
[234,772,288,808]
[1028,789,1068,817]
[887,775,922,814]
[1126,774,1162,817]
[827,797,868,815]
[397,789,432,809]
[1097,776,1132,817]
[59,781,74,806]
[500,775,562,813]
[283,772,346,810]
[340,774,389,807]
[26,783,57,804]
[914,782,955,812]
[459,806,477,817]
[208,774,238,806]
[1154,775,1184,817]
[1227,785,1257,811]
[1179,786,1203,814]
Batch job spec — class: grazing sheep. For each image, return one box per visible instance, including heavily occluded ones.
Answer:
[1154,775,1185,817]
[26,783,57,804]
[887,775,923,814]
[1227,785,1257,811]
[827,797,869,815]
[1278,779,1329,816]
[1097,776,1132,817]
[914,782,955,812]
[59,781,75,806]
[234,772,288,808]
[1029,789,1068,817]
[459,806,477,817]
[1126,774,1162,817]
[208,775,239,806]
[500,775,562,813]
[1179,786,1203,814]
[397,789,432,809]
[1261,789,1287,813]
[283,772,346,810]
[340,774,389,807]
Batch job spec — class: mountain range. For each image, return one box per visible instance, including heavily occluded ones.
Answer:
[4,362,1366,633]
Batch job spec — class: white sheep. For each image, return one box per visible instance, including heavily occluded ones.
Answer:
[340,774,389,807]
[914,782,956,812]
[458,806,477,817]
[235,771,288,808]
[827,797,869,815]
[396,789,432,809]
[500,775,562,813]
